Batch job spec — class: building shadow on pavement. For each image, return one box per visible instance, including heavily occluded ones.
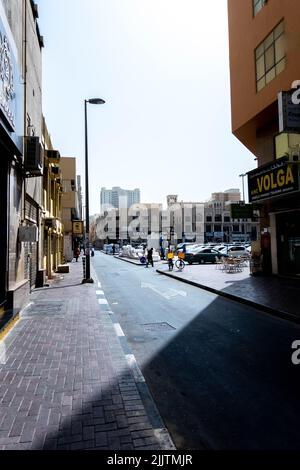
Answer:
[26,296,300,451]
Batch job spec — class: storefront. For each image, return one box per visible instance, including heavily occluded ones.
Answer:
[0,6,24,310]
[248,157,300,277]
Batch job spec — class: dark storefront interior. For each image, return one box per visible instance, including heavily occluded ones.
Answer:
[277,210,300,277]
[0,143,8,308]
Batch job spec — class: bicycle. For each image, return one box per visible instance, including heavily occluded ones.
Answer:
[175,252,185,271]
[175,258,185,270]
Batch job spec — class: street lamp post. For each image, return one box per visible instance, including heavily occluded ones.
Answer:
[82,98,105,284]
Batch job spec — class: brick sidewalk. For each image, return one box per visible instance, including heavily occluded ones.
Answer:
[0,261,174,450]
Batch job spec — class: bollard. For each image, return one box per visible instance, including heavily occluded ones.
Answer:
[82,256,86,278]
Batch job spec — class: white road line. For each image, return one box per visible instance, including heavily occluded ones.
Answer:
[141,282,187,300]
[96,290,104,295]
[98,298,108,305]
[97,282,101,288]
[126,354,145,383]
[114,323,125,337]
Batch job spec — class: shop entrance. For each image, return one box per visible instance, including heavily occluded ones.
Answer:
[0,150,8,308]
[276,211,300,277]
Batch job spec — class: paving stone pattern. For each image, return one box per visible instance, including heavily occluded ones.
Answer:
[0,263,173,450]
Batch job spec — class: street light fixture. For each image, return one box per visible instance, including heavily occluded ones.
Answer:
[82,98,105,284]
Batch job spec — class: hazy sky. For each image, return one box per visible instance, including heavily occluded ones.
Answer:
[39,0,255,215]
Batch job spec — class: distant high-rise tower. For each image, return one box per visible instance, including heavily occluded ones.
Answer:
[100,187,140,212]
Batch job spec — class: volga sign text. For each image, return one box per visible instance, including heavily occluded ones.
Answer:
[248,158,299,202]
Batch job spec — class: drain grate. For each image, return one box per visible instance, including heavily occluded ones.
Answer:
[23,300,66,317]
[143,322,176,332]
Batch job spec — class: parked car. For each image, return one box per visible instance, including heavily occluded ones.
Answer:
[176,243,197,253]
[219,245,250,258]
[185,247,225,265]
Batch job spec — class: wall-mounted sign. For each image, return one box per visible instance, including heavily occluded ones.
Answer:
[278,91,300,133]
[231,203,254,219]
[0,5,23,154]
[18,225,38,242]
[248,157,299,202]
[0,32,15,130]
[72,220,83,235]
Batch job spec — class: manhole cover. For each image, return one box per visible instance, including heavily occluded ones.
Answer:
[143,322,176,332]
[23,300,66,317]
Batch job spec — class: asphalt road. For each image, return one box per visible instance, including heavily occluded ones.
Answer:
[92,252,300,450]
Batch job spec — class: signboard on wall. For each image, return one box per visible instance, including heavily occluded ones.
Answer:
[72,220,84,235]
[231,204,254,219]
[0,4,23,154]
[248,157,299,202]
[278,91,300,133]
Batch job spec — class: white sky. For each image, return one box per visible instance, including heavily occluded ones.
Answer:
[38,0,255,215]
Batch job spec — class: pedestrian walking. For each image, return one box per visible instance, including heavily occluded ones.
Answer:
[146,247,154,267]
[112,244,116,255]
[74,246,80,262]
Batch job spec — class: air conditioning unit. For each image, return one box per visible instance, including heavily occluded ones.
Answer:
[46,150,60,162]
[24,136,43,176]
[44,218,57,229]
[289,147,300,163]
[51,166,60,175]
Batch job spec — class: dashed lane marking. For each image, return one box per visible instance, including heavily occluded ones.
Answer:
[114,323,125,337]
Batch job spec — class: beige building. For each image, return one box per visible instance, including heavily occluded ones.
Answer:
[60,157,82,262]
[204,189,258,243]
[42,118,64,280]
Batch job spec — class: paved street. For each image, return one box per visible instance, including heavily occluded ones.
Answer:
[94,252,300,450]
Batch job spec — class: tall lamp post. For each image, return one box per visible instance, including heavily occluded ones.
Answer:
[82,98,105,284]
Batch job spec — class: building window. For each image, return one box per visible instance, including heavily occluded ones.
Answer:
[206,225,212,232]
[255,21,285,92]
[214,225,221,232]
[224,216,230,222]
[253,0,266,17]
[233,225,239,232]
[206,216,212,222]
[215,215,222,222]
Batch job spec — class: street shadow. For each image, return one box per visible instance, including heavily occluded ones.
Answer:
[25,295,300,451]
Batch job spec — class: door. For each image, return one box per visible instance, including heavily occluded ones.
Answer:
[277,212,300,276]
[0,153,8,307]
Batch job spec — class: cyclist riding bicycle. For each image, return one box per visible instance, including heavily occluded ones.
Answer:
[167,250,174,271]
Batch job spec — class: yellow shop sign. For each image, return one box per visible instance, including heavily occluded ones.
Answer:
[248,158,299,202]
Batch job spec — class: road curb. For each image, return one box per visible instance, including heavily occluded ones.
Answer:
[156,268,300,325]
[91,264,176,450]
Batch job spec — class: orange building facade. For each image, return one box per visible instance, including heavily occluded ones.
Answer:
[228,0,300,277]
